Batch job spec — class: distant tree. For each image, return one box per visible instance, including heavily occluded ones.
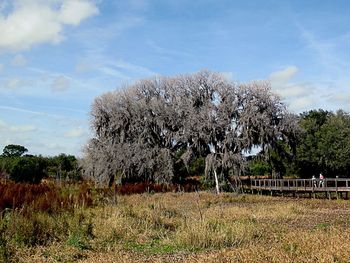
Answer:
[10,156,47,184]
[317,110,350,176]
[296,109,330,176]
[83,71,298,192]
[2,144,28,157]
[45,154,81,181]
[296,109,350,177]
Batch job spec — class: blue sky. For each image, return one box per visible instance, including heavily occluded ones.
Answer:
[0,0,350,156]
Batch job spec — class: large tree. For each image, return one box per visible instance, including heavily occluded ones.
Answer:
[296,109,350,177]
[83,71,298,191]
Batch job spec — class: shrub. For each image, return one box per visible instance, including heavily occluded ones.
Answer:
[9,156,47,184]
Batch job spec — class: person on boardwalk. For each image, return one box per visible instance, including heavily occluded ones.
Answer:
[319,173,324,187]
[312,175,317,187]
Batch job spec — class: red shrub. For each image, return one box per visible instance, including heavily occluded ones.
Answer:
[0,182,94,214]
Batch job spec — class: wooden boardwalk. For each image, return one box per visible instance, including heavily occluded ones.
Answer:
[250,178,350,199]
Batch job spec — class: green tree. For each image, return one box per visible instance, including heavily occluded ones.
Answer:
[10,156,47,184]
[247,155,271,176]
[295,109,331,177]
[2,144,28,157]
[296,109,350,177]
[46,154,81,181]
[317,110,350,176]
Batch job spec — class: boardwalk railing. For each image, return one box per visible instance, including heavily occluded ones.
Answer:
[250,178,350,198]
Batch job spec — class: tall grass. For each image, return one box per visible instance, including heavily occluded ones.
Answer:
[0,182,93,213]
[1,184,350,262]
[0,182,95,262]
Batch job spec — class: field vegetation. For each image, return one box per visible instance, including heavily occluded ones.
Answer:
[1,72,350,262]
[1,182,350,262]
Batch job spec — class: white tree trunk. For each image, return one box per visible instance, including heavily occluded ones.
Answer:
[214,170,220,194]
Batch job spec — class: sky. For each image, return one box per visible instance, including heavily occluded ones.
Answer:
[0,0,350,156]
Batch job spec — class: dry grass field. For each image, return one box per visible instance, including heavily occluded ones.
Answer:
[2,187,350,262]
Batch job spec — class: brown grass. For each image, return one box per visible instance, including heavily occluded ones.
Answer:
[3,190,350,262]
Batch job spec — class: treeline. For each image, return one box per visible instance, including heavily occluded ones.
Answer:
[249,109,350,178]
[0,108,349,186]
[0,144,81,184]
[2,72,350,188]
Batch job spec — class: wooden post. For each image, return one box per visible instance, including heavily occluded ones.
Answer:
[296,180,298,192]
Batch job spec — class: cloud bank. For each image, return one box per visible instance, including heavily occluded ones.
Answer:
[0,0,99,52]
[269,66,315,112]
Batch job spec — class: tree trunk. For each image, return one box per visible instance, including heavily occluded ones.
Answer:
[214,170,220,194]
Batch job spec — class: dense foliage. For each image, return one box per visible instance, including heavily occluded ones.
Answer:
[0,146,81,184]
[10,156,47,184]
[2,144,28,157]
[295,109,350,177]
[245,109,350,178]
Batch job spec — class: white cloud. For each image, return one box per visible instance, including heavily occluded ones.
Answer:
[269,66,312,98]
[296,26,350,112]
[98,66,129,79]
[59,0,99,26]
[11,54,27,67]
[75,61,92,73]
[274,83,311,98]
[0,119,36,133]
[289,97,315,112]
[51,75,70,92]
[0,106,89,156]
[269,66,298,85]
[5,78,25,89]
[110,59,156,76]
[65,127,85,138]
[268,66,317,113]
[0,0,99,52]
[146,39,193,59]
[10,125,36,133]
[94,58,156,79]
[330,93,350,105]
[0,105,63,118]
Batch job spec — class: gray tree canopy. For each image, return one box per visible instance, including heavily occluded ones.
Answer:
[83,71,298,191]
